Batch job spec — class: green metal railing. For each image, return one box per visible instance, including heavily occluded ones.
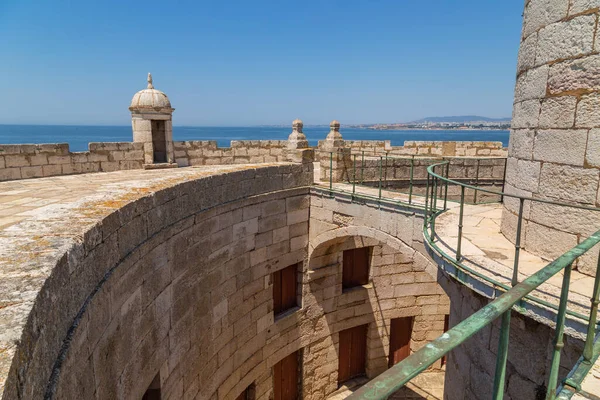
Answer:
[317,154,600,400]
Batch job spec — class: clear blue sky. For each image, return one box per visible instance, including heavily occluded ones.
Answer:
[0,0,523,126]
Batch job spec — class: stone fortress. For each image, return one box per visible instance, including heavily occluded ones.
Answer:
[1,1,600,399]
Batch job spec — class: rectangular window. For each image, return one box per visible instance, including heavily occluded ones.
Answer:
[235,383,255,400]
[441,315,450,367]
[388,317,414,367]
[142,373,161,400]
[338,324,368,385]
[342,247,371,289]
[273,263,298,316]
[273,351,299,400]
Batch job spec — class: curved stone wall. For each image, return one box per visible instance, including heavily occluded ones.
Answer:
[502,0,600,275]
[0,164,313,400]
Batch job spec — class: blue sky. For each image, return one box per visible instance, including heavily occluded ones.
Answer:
[0,0,523,126]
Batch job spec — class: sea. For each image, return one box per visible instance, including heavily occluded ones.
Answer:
[0,125,509,152]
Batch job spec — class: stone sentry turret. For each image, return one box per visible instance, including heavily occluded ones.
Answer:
[502,0,600,275]
[130,73,177,168]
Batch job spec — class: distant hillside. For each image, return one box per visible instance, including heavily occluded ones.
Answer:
[410,116,511,123]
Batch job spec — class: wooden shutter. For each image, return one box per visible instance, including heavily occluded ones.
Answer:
[338,324,368,384]
[273,263,298,315]
[273,351,298,400]
[389,317,413,367]
[342,247,370,289]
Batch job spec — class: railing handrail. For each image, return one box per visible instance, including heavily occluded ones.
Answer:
[347,230,600,400]
[426,160,600,212]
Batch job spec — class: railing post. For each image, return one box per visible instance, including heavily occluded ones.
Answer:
[352,154,357,201]
[431,165,437,238]
[501,157,508,203]
[329,151,333,197]
[584,248,600,362]
[361,150,365,184]
[444,161,450,210]
[473,159,480,204]
[409,155,415,204]
[384,152,388,187]
[378,156,383,201]
[456,185,465,261]
[425,173,430,229]
[546,263,572,400]
[492,310,512,399]
[512,198,525,287]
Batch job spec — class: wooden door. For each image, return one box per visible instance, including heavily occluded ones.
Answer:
[273,351,298,400]
[338,324,368,384]
[342,247,370,289]
[389,317,413,367]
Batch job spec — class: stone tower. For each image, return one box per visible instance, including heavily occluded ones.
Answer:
[129,73,176,167]
[502,0,600,275]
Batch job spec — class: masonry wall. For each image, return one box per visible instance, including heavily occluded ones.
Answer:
[0,141,291,182]
[441,273,584,400]
[329,140,507,157]
[502,0,600,275]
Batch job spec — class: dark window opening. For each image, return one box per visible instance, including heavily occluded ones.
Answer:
[338,324,368,385]
[389,317,414,368]
[151,120,167,163]
[273,351,299,400]
[142,372,161,400]
[273,263,299,315]
[441,314,450,367]
[342,247,371,289]
[235,382,256,400]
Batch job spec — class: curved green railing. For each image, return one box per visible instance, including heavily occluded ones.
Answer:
[327,158,600,400]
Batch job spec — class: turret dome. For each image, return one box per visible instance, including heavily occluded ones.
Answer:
[129,73,172,110]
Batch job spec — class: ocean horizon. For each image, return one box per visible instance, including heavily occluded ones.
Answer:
[0,124,510,152]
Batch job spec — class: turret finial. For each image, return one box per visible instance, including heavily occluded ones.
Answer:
[147,73,154,89]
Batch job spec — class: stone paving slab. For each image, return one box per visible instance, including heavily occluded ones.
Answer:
[0,163,289,394]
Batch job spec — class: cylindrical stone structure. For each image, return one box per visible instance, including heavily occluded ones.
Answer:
[502,0,600,275]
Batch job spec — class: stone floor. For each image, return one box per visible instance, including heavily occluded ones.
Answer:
[329,371,444,400]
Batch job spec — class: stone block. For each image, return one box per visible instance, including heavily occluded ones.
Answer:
[548,54,600,94]
[48,155,71,164]
[576,92,600,127]
[538,96,576,128]
[569,0,600,15]
[535,14,595,65]
[523,0,569,37]
[532,129,587,165]
[28,154,48,166]
[514,65,549,101]
[0,156,4,169]
[585,128,600,167]
[0,166,21,180]
[21,166,43,179]
[512,100,541,129]
[508,129,534,160]
[505,158,541,191]
[524,220,578,262]
[530,200,600,236]
[538,163,599,204]
[42,164,62,177]
[517,32,538,74]
[5,154,29,167]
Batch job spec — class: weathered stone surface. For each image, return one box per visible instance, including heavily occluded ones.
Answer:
[569,0,600,15]
[576,92,600,127]
[517,32,539,75]
[538,163,599,204]
[514,65,549,102]
[548,54,600,94]
[532,129,587,165]
[506,158,542,191]
[523,0,570,38]
[508,129,535,160]
[538,96,577,128]
[585,128,600,167]
[512,99,541,129]
[535,14,596,65]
